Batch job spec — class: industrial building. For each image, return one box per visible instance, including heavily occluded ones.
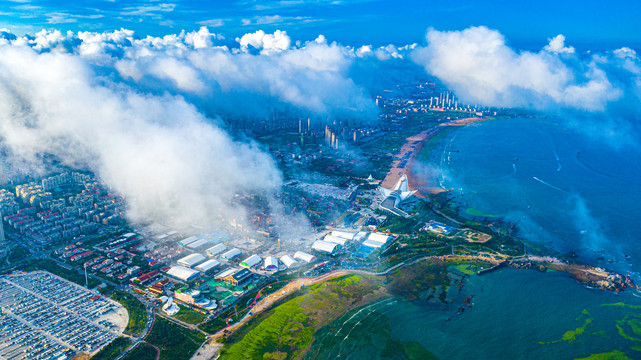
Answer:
[224,268,253,286]
[294,251,316,263]
[264,256,278,271]
[323,234,348,246]
[220,248,242,261]
[280,255,298,268]
[214,268,237,281]
[240,254,261,268]
[206,243,226,257]
[178,236,199,247]
[362,232,391,248]
[195,259,220,273]
[177,253,206,268]
[312,240,341,255]
[330,230,356,241]
[166,266,201,281]
[187,238,212,250]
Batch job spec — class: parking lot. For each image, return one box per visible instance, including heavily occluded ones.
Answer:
[0,271,128,359]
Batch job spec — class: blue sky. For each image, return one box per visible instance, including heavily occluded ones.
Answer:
[1,0,640,50]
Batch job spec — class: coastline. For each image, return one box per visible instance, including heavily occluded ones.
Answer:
[208,115,639,359]
[380,116,485,197]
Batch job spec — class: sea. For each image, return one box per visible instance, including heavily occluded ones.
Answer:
[436,117,641,275]
[313,117,641,359]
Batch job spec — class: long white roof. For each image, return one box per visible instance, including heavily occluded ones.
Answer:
[195,259,220,272]
[324,235,347,245]
[178,236,199,246]
[241,254,261,268]
[215,267,237,279]
[188,238,212,249]
[206,244,226,257]
[362,239,384,248]
[367,233,391,244]
[221,248,241,260]
[312,240,339,254]
[177,253,206,267]
[294,251,316,263]
[167,266,200,281]
[280,255,298,268]
[330,231,356,240]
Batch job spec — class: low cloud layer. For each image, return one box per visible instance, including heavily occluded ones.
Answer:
[0,44,283,229]
[412,26,640,112]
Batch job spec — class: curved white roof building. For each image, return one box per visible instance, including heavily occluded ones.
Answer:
[167,266,200,281]
[240,255,261,268]
[206,244,226,257]
[294,251,316,263]
[177,253,206,268]
[195,259,220,273]
[264,256,278,271]
[280,255,298,268]
[220,248,241,260]
[312,240,340,254]
[324,235,347,245]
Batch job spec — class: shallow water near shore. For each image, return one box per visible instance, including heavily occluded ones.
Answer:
[309,268,641,360]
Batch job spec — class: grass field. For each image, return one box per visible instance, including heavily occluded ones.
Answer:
[91,337,132,360]
[121,342,158,360]
[218,275,383,360]
[171,307,207,325]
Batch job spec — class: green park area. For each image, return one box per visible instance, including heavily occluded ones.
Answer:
[171,306,207,325]
[91,337,132,360]
[219,262,451,360]
[109,290,147,335]
[143,317,206,360]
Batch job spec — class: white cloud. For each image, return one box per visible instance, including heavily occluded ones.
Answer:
[0,27,382,231]
[412,26,621,111]
[544,34,575,54]
[0,45,281,230]
[238,29,291,53]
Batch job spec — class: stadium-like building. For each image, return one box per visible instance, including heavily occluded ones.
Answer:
[378,174,417,217]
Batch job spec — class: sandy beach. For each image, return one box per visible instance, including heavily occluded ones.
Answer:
[381,117,483,197]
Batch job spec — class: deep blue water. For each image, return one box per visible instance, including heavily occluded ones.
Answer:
[437,117,641,276]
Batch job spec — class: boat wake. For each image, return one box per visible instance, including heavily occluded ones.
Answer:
[553,150,562,172]
[532,176,568,194]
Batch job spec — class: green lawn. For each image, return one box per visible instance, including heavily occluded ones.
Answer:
[171,307,207,325]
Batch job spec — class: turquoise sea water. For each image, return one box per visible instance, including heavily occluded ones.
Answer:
[311,268,641,360]
[310,118,641,359]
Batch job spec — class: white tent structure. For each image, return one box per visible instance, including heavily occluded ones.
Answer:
[240,255,261,268]
[264,256,278,271]
[166,266,200,281]
[294,251,316,263]
[177,253,206,268]
[280,255,298,268]
[312,240,340,254]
